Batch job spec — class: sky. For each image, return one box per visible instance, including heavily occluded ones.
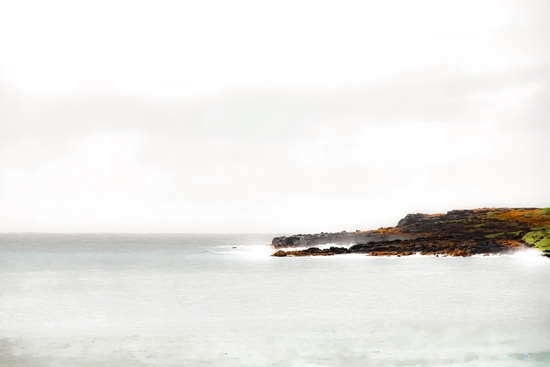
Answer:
[0,0,549,233]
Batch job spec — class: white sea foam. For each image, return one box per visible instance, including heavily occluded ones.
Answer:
[316,242,356,249]
[211,244,275,257]
[507,248,548,262]
[236,244,276,258]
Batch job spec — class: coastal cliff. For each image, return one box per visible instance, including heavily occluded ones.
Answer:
[271,207,550,257]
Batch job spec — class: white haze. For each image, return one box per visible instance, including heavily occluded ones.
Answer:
[0,0,549,233]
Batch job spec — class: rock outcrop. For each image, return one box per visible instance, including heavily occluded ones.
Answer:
[271,207,550,258]
[271,232,408,248]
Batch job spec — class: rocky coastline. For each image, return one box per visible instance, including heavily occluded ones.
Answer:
[271,207,550,258]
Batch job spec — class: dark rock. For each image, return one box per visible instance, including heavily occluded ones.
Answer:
[271,207,550,258]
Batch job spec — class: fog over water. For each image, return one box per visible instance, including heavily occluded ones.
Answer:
[1,234,550,366]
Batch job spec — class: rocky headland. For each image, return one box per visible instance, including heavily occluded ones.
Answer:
[271,207,550,258]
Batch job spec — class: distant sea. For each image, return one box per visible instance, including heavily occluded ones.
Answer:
[1,233,549,367]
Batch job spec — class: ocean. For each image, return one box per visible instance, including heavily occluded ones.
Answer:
[1,233,549,367]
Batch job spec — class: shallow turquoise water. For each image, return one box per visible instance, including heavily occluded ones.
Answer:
[1,234,549,366]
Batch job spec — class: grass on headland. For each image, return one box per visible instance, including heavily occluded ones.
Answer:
[478,208,550,253]
[523,226,550,252]
[485,230,525,239]
[521,208,550,252]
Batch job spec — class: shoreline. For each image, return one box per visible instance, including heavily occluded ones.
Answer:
[272,249,548,260]
[270,207,550,259]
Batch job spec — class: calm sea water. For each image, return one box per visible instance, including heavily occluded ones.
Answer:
[1,233,549,367]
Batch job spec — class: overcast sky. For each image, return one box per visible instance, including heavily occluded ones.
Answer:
[0,0,549,233]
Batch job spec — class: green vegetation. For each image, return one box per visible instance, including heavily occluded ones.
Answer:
[485,230,523,240]
[538,207,550,215]
[522,226,550,252]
